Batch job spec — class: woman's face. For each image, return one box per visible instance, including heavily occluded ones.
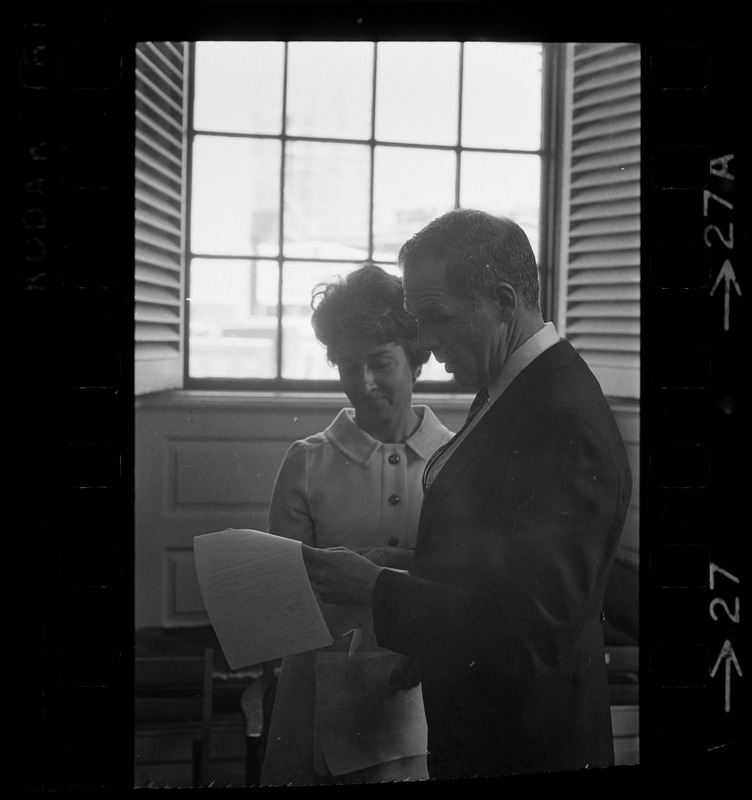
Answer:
[331,339,416,430]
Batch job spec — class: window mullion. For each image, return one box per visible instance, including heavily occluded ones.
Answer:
[368,43,378,262]
[455,42,465,208]
[276,43,290,382]
[539,42,563,324]
[182,42,196,388]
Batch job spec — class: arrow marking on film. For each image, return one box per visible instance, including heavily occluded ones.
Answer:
[710,639,743,713]
[710,260,742,331]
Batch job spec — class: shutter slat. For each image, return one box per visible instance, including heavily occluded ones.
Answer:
[567,268,639,285]
[570,164,641,189]
[135,284,182,306]
[567,318,640,335]
[136,249,183,277]
[570,218,640,236]
[570,180,640,205]
[135,187,183,223]
[136,231,183,257]
[571,150,640,173]
[572,81,640,113]
[135,304,182,325]
[569,233,640,253]
[136,260,182,286]
[571,96,640,126]
[136,52,184,102]
[572,161,640,183]
[136,170,184,205]
[568,301,640,318]
[570,199,640,220]
[568,285,640,302]
[135,108,184,154]
[135,68,185,119]
[574,62,641,93]
[572,115,641,142]
[136,149,184,193]
[569,251,640,269]
[135,208,184,241]
[136,325,181,343]
[571,131,641,157]
[137,44,185,89]
[136,87,185,138]
[164,41,185,62]
[136,127,183,170]
[136,342,181,357]
[573,46,641,76]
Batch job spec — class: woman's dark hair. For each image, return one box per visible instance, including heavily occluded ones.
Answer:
[311,263,430,370]
[398,208,541,311]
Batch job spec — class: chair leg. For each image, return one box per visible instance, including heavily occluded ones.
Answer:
[199,649,214,784]
[245,736,261,786]
[192,738,202,788]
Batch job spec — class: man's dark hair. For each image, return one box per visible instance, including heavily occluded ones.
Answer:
[398,208,541,311]
[311,263,431,369]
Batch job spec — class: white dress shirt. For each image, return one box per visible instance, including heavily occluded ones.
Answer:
[424,322,561,489]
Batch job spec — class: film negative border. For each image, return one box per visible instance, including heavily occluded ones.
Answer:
[641,37,745,774]
[16,3,137,790]
[15,0,746,790]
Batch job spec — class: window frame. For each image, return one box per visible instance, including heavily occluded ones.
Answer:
[182,40,559,394]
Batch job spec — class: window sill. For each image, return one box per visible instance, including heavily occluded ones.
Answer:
[135,389,474,414]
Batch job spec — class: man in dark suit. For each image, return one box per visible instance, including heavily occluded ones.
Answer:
[303,209,632,780]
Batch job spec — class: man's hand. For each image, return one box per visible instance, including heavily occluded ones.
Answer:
[301,545,384,606]
[353,546,415,571]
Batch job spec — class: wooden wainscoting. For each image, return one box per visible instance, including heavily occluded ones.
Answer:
[135,391,637,631]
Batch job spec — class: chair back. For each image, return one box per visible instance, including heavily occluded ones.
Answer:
[135,648,215,786]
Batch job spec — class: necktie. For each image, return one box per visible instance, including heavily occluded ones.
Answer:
[422,387,489,493]
[463,387,490,426]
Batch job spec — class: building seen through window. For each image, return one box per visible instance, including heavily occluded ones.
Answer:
[187,41,544,386]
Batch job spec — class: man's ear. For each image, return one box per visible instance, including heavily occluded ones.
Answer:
[493,283,517,322]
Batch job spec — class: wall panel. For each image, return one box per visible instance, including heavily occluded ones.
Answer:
[136,392,637,631]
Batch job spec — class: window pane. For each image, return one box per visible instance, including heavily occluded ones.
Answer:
[189,258,278,379]
[460,151,541,258]
[373,146,456,261]
[191,135,281,257]
[284,141,371,257]
[462,43,542,150]
[417,356,454,383]
[375,42,460,145]
[193,42,285,134]
[286,42,374,140]
[280,261,360,380]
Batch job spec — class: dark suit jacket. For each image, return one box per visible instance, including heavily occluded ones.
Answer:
[373,339,633,779]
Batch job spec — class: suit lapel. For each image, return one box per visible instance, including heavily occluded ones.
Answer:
[419,340,578,531]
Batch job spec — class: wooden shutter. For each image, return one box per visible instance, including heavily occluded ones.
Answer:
[557,43,640,399]
[135,42,188,395]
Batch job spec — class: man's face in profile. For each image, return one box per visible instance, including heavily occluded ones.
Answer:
[402,258,505,390]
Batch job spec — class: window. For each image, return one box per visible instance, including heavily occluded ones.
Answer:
[185,41,545,390]
[134,41,639,402]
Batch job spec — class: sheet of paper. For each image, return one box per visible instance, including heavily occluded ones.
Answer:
[313,652,428,776]
[194,528,333,669]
